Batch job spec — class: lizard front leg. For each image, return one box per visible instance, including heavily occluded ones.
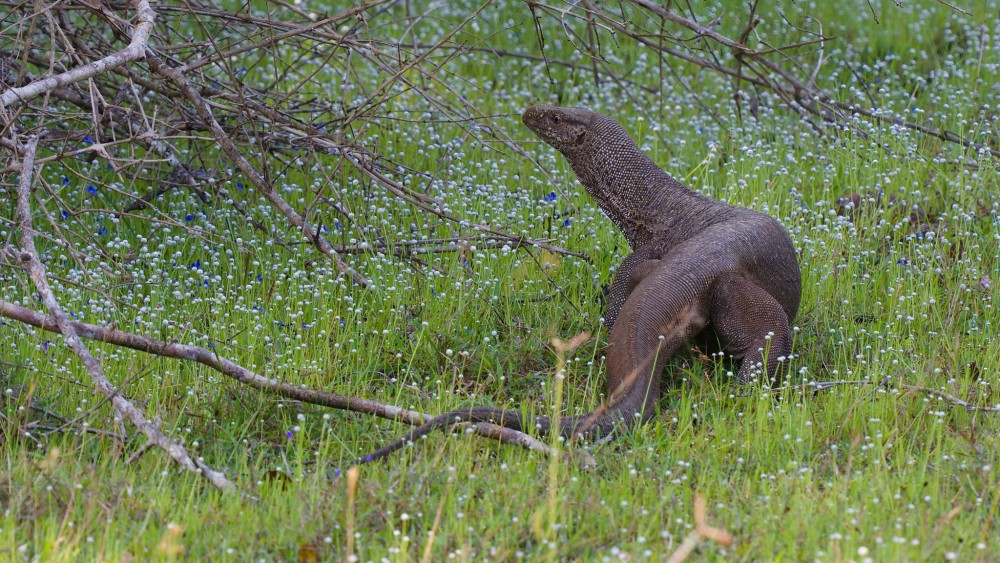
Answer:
[708,274,793,385]
[604,243,661,330]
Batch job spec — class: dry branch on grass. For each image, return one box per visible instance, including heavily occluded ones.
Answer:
[791,378,1000,413]
[7,136,235,491]
[0,1,155,108]
[0,299,579,468]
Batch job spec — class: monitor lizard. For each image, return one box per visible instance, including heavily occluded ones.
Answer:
[351,105,801,464]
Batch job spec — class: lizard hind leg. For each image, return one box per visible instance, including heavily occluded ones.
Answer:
[708,274,794,386]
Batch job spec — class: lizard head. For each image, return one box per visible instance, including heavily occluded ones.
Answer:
[522,105,595,157]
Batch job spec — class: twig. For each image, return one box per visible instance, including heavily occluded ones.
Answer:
[8,134,236,493]
[347,156,590,261]
[330,235,562,256]
[27,403,126,441]
[559,1,999,160]
[899,384,1000,413]
[786,378,1000,413]
[126,441,155,465]
[933,0,971,16]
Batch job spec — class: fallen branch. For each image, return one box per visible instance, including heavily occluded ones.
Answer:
[349,156,590,261]
[0,301,575,463]
[539,1,999,160]
[8,135,236,493]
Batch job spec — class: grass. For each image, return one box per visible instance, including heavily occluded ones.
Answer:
[1,0,999,560]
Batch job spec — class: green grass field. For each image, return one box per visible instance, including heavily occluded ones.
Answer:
[1,0,998,560]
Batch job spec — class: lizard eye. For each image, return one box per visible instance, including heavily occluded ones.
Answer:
[552,115,560,124]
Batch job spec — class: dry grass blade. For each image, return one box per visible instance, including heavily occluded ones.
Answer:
[665,493,734,563]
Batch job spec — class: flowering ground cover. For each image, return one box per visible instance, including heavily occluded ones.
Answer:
[1,0,997,559]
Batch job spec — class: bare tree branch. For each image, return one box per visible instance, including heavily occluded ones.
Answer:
[0,0,155,108]
[543,0,999,159]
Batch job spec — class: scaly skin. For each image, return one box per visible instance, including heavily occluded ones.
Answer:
[352,106,801,465]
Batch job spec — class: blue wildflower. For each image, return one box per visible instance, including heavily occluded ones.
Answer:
[191,260,201,269]
[257,274,263,282]
[334,219,342,230]
[544,191,557,202]
[253,305,264,313]
[184,214,195,222]
[286,430,294,439]
[236,182,244,190]
[97,226,108,236]
[61,175,70,186]
[202,280,210,288]
[563,218,571,227]
[85,184,97,195]
[83,135,93,144]
[61,210,70,219]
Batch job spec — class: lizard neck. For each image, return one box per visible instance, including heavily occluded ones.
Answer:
[567,138,728,249]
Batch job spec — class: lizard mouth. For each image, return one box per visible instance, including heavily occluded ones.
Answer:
[522,105,541,126]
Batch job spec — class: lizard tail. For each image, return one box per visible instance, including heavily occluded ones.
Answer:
[346,369,660,468]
